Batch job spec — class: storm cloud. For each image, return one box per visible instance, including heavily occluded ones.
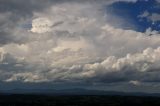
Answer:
[0,0,160,93]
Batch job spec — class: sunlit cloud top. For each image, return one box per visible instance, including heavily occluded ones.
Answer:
[0,0,160,93]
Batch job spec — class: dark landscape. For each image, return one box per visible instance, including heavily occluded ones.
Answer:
[1,89,160,106]
[1,94,160,106]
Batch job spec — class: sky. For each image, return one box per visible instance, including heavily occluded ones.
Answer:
[0,0,160,93]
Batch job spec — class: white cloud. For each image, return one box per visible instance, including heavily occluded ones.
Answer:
[138,11,150,18]
[129,80,141,86]
[138,11,160,24]
[1,0,160,87]
[31,17,53,33]
[145,27,159,36]
[0,48,5,62]
[83,47,160,75]
[53,37,90,52]
[5,72,48,83]
[148,13,160,22]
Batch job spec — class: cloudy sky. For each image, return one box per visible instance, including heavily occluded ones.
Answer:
[0,0,160,93]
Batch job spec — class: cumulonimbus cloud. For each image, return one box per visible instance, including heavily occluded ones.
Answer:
[0,0,160,92]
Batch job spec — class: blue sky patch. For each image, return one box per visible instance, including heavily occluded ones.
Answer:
[106,0,160,32]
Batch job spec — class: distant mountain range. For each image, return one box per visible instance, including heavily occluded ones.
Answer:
[1,88,160,97]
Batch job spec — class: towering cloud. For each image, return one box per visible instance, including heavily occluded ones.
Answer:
[0,0,160,92]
